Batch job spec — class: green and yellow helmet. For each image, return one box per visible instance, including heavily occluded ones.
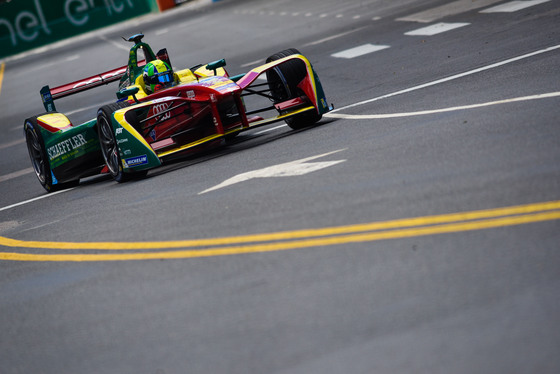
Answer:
[142,60,174,93]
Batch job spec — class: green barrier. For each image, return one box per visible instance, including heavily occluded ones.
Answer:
[0,0,157,60]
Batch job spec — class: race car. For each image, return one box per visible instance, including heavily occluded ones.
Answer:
[24,34,332,192]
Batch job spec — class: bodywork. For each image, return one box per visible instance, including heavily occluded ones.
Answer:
[25,35,331,191]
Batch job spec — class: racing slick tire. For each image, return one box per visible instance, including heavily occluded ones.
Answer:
[24,116,79,193]
[97,102,147,183]
[266,48,322,130]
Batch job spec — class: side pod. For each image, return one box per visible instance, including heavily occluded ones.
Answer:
[110,106,162,172]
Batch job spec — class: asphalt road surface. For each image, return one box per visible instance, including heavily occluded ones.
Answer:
[1,0,559,373]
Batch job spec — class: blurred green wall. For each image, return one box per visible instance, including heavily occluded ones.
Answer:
[0,0,160,60]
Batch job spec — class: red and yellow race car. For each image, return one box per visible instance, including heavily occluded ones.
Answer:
[24,34,332,192]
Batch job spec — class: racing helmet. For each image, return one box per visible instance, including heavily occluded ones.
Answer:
[142,60,174,93]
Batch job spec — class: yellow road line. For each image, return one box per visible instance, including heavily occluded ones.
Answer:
[1,200,559,262]
[1,209,559,262]
[0,62,5,96]
[1,200,560,251]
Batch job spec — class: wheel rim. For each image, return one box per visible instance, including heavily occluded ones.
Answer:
[98,114,120,176]
[267,68,290,102]
[25,125,46,184]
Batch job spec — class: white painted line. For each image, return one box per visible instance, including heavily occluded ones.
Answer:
[303,26,369,47]
[332,44,390,59]
[254,124,287,135]
[0,138,26,150]
[0,188,74,213]
[199,149,346,194]
[98,34,129,52]
[397,0,503,22]
[241,59,264,68]
[23,54,81,74]
[405,22,470,36]
[480,0,551,13]
[155,28,169,36]
[325,92,560,119]
[66,101,112,116]
[0,168,34,183]
[329,44,560,113]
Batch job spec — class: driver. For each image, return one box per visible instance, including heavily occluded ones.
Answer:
[142,60,175,94]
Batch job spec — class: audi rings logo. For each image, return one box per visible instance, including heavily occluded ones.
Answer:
[152,103,171,121]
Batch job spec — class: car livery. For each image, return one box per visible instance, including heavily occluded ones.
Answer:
[24,34,332,192]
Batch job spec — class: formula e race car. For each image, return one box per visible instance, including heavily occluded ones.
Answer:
[24,34,332,192]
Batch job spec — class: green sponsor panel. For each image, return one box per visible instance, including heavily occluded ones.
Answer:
[0,0,156,60]
[42,119,101,169]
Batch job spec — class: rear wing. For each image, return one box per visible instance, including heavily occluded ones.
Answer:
[39,64,132,112]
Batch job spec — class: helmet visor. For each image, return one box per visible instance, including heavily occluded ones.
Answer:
[157,71,173,84]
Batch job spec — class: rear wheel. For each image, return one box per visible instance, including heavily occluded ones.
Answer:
[266,48,321,130]
[97,102,147,183]
[24,117,78,192]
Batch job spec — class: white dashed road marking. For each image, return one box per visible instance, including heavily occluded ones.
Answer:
[331,44,390,59]
[480,0,552,13]
[0,138,26,150]
[404,22,470,36]
[328,44,560,113]
[98,34,129,52]
[240,59,264,68]
[405,22,470,36]
[0,168,34,183]
[303,26,370,47]
[0,188,74,213]
[396,0,503,22]
[23,54,80,74]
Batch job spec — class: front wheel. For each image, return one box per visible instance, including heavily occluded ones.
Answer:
[24,117,78,192]
[97,102,146,183]
[266,48,321,130]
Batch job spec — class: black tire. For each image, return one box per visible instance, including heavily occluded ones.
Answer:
[97,102,147,183]
[266,48,321,130]
[24,117,78,193]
